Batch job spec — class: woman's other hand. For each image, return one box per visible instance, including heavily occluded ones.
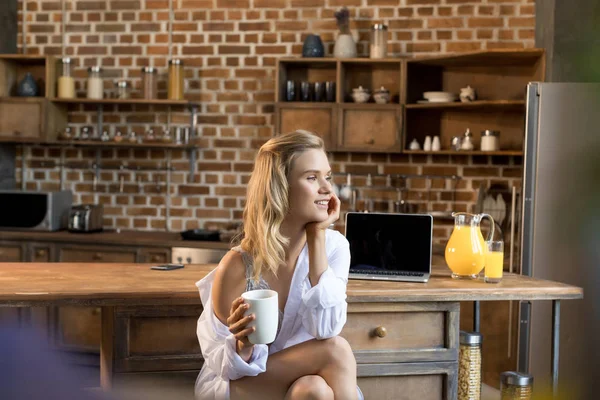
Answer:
[306,193,341,235]
[227,297,255,362]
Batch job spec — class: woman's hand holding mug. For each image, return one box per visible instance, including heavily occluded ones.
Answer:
[227,297,255,362]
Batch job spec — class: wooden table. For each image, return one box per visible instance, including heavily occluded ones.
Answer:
[0,263,582,399]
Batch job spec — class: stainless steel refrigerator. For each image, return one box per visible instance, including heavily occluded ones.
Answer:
[519,82,600,399]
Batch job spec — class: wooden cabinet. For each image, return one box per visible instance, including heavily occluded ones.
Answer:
[0,55,65,141]
[404,49,545,155]
[275,58,404,152]
[58,246,137,263]
[275,103,336,149]
[0,242,23,261]
[139,248,170,264]
[276,50,545,155]
[337,105,402,152]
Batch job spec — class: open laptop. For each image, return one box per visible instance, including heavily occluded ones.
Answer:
[345,212,433,283]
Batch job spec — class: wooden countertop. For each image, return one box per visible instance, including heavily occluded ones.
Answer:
[0,263,583,307]
[0,230,232,250]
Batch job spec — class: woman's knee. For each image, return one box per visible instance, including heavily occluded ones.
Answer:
[285,375,333,400]
[322,336,356,368]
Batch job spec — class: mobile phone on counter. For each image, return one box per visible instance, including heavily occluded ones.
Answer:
[151,264,185,271]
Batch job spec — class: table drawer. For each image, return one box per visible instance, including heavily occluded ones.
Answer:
[0,245,23,261]
[341,302,459,364]
[357,362,456,400]
[59,247,136,263]
[113,305,204,373]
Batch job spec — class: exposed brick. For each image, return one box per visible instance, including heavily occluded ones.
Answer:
[468,17,504,28]
[407,42,441,52]
[110,1,141,10]
[217,0,250,7]
[447,41,481,51]
[239,22,271,31]
[389,19,423,29]
[428,18,464,28]
[509,17,535,28]
[290,0,325,6]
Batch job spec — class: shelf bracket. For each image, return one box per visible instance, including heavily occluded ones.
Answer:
[165,149,172,232]
[59,147,65,191]
[188,104,199,180]
[20,145,26,191]
[96,104,103,138]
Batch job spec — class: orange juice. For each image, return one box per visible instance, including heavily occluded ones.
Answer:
[484,251,504,279]
[445,225,486,278]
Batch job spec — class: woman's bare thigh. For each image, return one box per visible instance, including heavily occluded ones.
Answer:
[230,338,339,400]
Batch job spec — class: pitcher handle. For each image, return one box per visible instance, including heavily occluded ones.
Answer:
[479,213,495,241]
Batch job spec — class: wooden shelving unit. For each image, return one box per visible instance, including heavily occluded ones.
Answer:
[275,49,545,155]
[405,100,525,109]
[404,150,523,156]
[50,98,194,106]
[0,54,201,180]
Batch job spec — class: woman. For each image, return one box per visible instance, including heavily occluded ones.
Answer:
[195,130,362,400]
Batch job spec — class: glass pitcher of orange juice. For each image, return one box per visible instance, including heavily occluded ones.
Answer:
[445,212,495,279]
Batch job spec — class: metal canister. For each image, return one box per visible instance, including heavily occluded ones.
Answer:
[500,372,533,400]
[458,331,482,400]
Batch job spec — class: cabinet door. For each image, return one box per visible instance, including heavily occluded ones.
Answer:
[276,104,336,149]
[338,106,402,152]
[54,245,137,353]
[139,248,170,264]
[58,247,137,263]
[0,98,45,139]
[0,243,23,261]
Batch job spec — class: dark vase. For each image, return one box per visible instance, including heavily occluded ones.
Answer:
[17,73,39,97]
[302,34,325,58]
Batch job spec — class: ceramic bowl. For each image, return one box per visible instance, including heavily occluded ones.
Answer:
[373,87,390,104]
[352,86,370,103]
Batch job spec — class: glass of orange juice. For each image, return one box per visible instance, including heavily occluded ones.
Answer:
[484,240,504,283]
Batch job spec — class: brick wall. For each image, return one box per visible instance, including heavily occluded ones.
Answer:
[14,0,534,243]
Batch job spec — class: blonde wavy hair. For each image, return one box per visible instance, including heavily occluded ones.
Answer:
[239,130,325,282]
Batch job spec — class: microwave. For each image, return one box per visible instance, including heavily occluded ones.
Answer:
[0,190,73,231]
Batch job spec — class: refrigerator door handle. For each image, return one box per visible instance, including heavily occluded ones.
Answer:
[517,300,531,373]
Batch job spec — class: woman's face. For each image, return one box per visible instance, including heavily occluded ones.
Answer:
[287,149,333,224]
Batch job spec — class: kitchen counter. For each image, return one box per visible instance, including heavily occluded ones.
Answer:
[0,229,232,250]
[0,262,582,398]
[0,263,583,306]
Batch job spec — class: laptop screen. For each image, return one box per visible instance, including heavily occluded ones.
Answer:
[345,212,433,274]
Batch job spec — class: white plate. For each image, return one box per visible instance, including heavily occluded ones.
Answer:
[426,99,457,103]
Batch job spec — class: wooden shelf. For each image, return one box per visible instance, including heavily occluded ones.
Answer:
[276,102,335,109]
[279,57,404,64]
[0,137,199,149]
[0,96,46,103]
[408,49,545,67]
[50,98,194,106]
[405,100,525,109]
[340,102,402,110]
[403,150,523,156]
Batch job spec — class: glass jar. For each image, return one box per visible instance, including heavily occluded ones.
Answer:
[458,331,482,400]
[168,59,184,100]
[58,57,75,99]
[115,80,130,99]
[461,128,475,151]
[369,23,388,59]
[87,66,103,99]
[500,372,533,400]
[141,67,158,99]
[481,130,500,151]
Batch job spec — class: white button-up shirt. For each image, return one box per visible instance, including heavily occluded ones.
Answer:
[194,229,351,400]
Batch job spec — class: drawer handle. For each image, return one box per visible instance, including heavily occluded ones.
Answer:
[93,253,103,260]
[373,326,387,338]
[365,138,375,145]
[151,255,161,262]
[36,249,46,257]
[92,307,101,316]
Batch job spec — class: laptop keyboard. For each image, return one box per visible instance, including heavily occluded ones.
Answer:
[352,270,425,277]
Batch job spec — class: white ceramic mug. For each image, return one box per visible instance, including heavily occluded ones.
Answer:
[241,289,279,345]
